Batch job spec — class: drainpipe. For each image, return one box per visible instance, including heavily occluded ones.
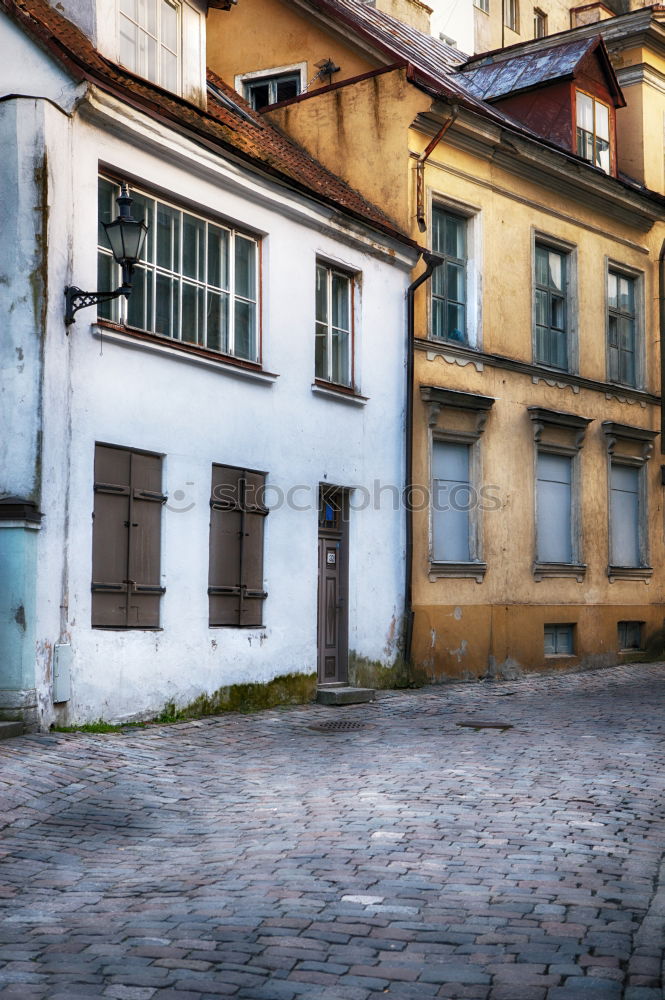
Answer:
[415,106,459,233]
[659,240,665,455]
[404,250,444,667]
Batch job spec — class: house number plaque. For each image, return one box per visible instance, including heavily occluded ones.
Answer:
[327,552,336,564]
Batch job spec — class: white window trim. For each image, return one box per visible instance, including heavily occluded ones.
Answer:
[116,0,182,95]
[97,176,261,363]
[314,256,360,391]
[605,257,645,390]
[429,194,483,350]
[235,62,308,102]
[531,228,578,375]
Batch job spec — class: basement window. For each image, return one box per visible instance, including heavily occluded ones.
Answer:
[544,624,574,655]
[618,621,643,650]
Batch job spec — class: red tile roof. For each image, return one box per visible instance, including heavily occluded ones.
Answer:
[1,0,414,246]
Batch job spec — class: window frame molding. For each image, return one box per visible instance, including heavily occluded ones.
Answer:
[544,623,575,657]
[531,228,578,375]
[97,173,263,366]
[314,257,358,391]
[605,256,645,390]
[529,407,591,581]
[235,62,307,106]
[504,0,520,32]
[429,194,483,350]
[533,7,547,38]
[421,386,494,582]
[603,420,656,581]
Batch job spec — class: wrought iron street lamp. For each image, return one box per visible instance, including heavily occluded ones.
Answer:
[64,183,149,326]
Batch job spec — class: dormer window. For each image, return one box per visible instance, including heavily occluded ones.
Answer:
[118,0,180,92]
[576,91,610,173]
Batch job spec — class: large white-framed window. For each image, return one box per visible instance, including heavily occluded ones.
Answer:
[431,200,481,349]
[236,64,306,110]
[607,263,643,389]
[576,90,611,174]
[97,176,260,363]
[533,233,577,373]
[118,0,180,92]
[315,262,354,388]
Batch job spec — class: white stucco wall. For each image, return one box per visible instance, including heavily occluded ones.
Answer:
[5,24,414,725]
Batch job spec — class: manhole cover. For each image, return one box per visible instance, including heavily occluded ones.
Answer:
[456,721,513,731]
[308,720,368,733]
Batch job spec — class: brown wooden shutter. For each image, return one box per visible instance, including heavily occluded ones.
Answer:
[208,465,267,627]
[92,445,165,628]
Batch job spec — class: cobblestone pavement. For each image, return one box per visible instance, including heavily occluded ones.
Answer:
[1,663,665,1000]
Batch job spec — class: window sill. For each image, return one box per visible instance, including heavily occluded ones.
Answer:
[608,565,653,583]
[311,382,368,407]
[92,324,279,385]
[534,562,586,582]
[429,561,487,583]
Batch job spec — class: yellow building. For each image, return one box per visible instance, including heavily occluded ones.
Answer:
[208,0,665,681]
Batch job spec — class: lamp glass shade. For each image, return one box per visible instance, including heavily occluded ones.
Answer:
[103,216,148,266]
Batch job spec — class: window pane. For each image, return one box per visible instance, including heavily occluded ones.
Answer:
[595,137,610,173]
[444,214,465,258]
[316,266,328,324]
[208,226,229,289]
[315,321,328,379]
[610,464,640,566]
[577,92,593,131]
[98,178,116,247]
[431,298,446,340]
[143,0,158,35]
[182,282,204,344]
[119,17,138,72]
[332,273,350,331]
[234,299,256,359]
[607,272,618,309]
[432,442,471,563]
[247,82,270,110]
[447,303,466,342]
[161,0,178,49]
[97,253,115,322]
[331,328,350,385]
[144,34,158,83]
[161,47,178,91]
[550,294,565,331]
[535,289,548,327]
[155,273,179,338]
[182,214,205,281]
[547,251,563,290]
[156,203,180,272]
[447,262,465,304]
[537,454,572,563]
[535,246,549,286]
[206,290,229,353]
[126,265,152,331]
[595,100,609,141]
[235,236,256,300]
[276,76,299,102]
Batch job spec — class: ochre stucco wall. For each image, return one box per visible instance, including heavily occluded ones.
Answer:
[207,0,379,98]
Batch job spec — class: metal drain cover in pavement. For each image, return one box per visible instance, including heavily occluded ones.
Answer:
[456,721,513,730]
[308,720,368,733]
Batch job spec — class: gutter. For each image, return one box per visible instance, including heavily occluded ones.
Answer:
[658,240,665,454]
[404,250,444,667]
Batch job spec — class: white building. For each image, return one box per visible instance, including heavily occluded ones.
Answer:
[0,0,418,729]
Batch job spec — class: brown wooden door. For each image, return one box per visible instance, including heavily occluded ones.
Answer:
[317,487,348,684]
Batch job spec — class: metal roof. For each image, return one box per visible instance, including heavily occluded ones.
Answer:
[459,37,607,101]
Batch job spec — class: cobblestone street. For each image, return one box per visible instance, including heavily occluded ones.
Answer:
[1,663,664,1000]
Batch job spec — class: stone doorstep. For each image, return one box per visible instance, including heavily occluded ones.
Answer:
[0,722,24,741]
[316,686,375,706]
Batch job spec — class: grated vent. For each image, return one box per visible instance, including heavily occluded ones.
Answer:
[308,720,368,733]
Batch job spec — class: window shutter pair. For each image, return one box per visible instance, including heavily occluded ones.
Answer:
[91,445,166,628]
[208,465,268,627]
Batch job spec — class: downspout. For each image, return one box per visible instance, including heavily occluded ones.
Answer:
[404,250,444,666]
[415,106,459,233]
[660,240,665,454]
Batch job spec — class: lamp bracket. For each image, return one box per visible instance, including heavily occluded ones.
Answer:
[65,266,133,327]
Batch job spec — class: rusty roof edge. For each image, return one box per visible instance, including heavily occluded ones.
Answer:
[0,0,421,251]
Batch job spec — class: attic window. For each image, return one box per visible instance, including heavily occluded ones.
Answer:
[576,91,610,173]
[118,0,179,92]
[244,71,301,110]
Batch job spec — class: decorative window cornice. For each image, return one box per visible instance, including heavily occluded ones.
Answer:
[602,420,657,461]
[420,385,494,433]
[529,406,592,453]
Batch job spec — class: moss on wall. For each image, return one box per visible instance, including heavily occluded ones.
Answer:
[156,671,318,721]
[348,651,428,690]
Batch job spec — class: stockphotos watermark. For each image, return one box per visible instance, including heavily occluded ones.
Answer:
[166,480,502,516]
